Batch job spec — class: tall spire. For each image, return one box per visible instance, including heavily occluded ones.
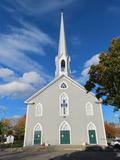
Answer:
[55,11,71,77]
[58,10,67,56]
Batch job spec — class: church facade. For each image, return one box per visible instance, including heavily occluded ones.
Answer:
[24,12,107,146]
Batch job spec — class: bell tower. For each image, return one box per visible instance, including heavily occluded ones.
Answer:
[55,11,71,77]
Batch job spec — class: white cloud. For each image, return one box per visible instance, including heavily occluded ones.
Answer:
[0,10,56,100]
[5,0,76,16]
[0,68,50,99]
[81,67,90,77]
[0,81,34,98]
[0,22,55,74]
[0,68,16,82]
[0,0,77,100]
[79,54,99,84]
[84,54,99,68]
[0,21,54,98]
[20,72,42,84]
[79,67,90,84]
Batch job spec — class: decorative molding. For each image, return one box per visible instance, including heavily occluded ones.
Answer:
[59,81,68,89]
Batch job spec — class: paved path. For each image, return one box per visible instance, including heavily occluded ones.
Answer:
[0,150,120,160]
[0,150,71,160]
[52,151,120,160]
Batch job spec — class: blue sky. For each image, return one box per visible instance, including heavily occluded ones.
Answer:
[0,0,120,122]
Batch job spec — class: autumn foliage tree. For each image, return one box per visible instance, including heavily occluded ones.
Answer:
[84,38,120,111]
[105,122,116,138]
[0,115,26,143]
[14,115,26,140]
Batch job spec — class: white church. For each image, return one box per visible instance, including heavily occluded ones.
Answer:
[24,12,107,146]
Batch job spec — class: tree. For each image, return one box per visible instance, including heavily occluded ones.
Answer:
[14,115,26,140]
[115,126,120,137]
[0,121,4,135]
[0,115,26,143]
[0,119,11,142]
[84,38,120,111]
[105,122,117,138]
[0,119,11,135]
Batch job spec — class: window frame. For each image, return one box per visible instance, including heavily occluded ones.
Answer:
[59,81,68,89]
[35,103,43,117]
[59,92,69,117]
[85,102,94,116]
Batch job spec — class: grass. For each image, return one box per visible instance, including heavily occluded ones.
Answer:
[0,140,23,150]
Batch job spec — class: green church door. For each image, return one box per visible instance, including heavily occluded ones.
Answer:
[34,131,41,145]
[60,130,70,144]
[89,130,97,144]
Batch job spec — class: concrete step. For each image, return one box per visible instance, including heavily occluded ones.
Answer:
[23,144,85,152]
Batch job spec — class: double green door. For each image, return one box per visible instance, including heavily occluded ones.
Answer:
[60,130,70,144]
[34,131,41,145]
[89,130,96,144]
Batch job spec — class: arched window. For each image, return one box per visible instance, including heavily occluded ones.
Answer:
[86,102,94,116]
[35,103,43,116]
[61,60,65,71]
[59,93,69,116]
[87,122,97,144]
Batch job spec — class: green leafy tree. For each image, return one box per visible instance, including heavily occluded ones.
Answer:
[0,121,4,135]
[84,38,120,111]
[0,119,11,135]
[0,119,11,142]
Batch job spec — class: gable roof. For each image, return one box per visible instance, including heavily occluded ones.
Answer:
[25,75,95,103]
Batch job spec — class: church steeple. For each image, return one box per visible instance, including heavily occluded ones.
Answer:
[55,11,71,77]
[58,11,67,56]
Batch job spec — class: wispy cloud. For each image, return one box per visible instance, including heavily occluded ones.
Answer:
[3,0,76,16]
[78,54,99,84]
[0,3,58,100]
[0,21,55,99]
[0,68,16,82]
[0,4,15,13]
[0,21,55,74]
